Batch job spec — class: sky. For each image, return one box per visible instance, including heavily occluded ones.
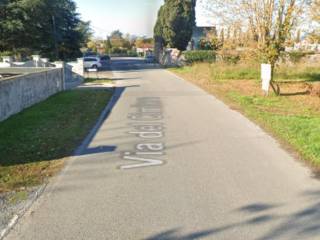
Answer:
[74,0,213,38]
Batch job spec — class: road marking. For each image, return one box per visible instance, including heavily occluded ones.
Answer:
[120,97,166,170]
[121,155,164,169]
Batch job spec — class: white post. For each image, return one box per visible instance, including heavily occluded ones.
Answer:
[32,55,41,68]
[261,64,272,96]
[2,56,13,64]
[41,58,49,67]
[77,58,84,77]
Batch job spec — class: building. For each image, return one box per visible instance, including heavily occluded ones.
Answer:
[136,43,154,56]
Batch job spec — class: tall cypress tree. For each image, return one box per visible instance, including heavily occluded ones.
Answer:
[154,0,196,51]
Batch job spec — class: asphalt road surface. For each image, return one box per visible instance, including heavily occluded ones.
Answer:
[6,58,320,240]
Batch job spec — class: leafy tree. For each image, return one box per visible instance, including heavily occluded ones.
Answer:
[109,30,129,48]
[0,0,28,57]
[0,0,91,60]
[103,38,112,53]
[87,40,97,52]
[154,0,196,50]
[110,30,123,39]
[135,38,154,48]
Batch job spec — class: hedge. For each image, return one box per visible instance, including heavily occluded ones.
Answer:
[183,50,216,63]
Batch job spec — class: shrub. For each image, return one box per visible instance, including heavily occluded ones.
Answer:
[183,50,216,63]
[287,51,308,63]
[217,50,241,64]
[222,55,241,64]
[110,47,127,54]
[126,50,138,57]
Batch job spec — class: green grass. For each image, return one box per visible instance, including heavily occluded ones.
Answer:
[275,66,320,82]
[227,92,320,165]
[172,63,320,82]
[84,78,113,84]
[0,89,112,192]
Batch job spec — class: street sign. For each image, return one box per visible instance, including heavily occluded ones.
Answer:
[261,64,272,94]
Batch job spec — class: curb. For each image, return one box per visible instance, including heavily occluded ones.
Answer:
[0,184,47,240]
[74,86,122,155]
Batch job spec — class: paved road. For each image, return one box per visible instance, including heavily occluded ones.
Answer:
[6,58,320,240]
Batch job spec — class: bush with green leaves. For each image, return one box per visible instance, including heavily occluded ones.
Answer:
[126,50,138,57]
[183,50,216,63]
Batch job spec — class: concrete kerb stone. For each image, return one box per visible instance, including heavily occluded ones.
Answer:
[0,184,47,240]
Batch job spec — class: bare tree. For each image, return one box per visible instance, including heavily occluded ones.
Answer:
[308,0,320,43]
[202,0,308,94]
[311,0,320,22]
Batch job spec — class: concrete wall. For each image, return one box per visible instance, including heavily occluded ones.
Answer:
[0,68,64,122]
[65,58,84,82]
[1,56,84,87]
[0,67,55,74]
[0,55,54,68]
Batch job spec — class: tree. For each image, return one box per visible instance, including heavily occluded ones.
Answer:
[220,28,225,46]
[295,29,301,43]
[204,0,307,95]
[104,38,112,53]
[309,0,320,43]
[0,0,28,57]
[0,0,91,60]
[154,0,196,51]
[109,30,127,48]
[110,30,123,39]
[87,40,97,52]
[135,38,154,48]
[311,0,320,22]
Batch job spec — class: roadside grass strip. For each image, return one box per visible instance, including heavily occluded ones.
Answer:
[0,89,112,193]
[171,63,320,169]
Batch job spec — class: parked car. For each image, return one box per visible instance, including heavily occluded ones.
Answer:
[83,57,102,70]
[100,55,111,65]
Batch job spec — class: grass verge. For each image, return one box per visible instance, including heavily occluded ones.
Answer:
[171,63,320,169]
[0,89,112,193]
[173,62,320,82]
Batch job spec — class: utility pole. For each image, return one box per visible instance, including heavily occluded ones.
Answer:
[52,15,59,60]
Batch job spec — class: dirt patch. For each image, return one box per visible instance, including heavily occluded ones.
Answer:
[181,70,320,115]
[308,82,320,97]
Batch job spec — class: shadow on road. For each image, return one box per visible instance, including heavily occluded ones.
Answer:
[142,189,320,239]
[106,57,162,72]
[145,228,216,240]
[74,86,126,157]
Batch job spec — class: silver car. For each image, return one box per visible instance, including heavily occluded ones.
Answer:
[83,57,102,70]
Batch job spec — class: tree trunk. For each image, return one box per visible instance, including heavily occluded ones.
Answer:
[270,64,280,95]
